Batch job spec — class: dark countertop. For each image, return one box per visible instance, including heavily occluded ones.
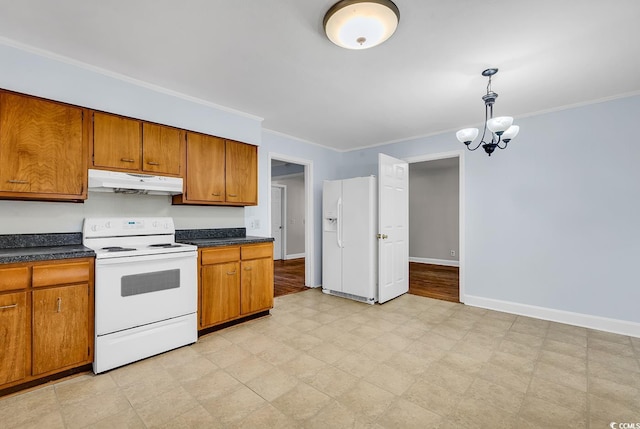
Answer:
[177,236,274,248]
[0,228,272,263]
[175,227,272,248]
[0,233,95,264]
[0,245,95,264]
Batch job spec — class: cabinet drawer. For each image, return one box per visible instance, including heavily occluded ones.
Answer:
[32,261,91,288]
[201,247,240,265]
[241,243,273,260]
[0,266,30,292]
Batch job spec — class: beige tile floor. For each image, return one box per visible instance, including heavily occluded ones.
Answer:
[2,288,640,428]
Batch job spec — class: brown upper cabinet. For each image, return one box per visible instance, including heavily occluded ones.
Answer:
[226,139,258,205]
[173,132,257,206]
[91,112,183,177]
[0,91,88,201]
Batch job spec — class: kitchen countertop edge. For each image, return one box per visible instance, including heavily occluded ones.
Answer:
[0,246,95,265]
[177,236,274,248]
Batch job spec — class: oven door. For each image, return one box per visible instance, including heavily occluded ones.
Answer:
[94,252,197,336]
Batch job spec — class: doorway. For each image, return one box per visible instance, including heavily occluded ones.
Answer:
[271,185,285,260]
[269,154,313,296]
[405,151,465,303]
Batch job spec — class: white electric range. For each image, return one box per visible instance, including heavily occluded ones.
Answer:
[83,217,198,373]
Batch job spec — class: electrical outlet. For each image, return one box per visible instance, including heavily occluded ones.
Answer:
[254,219,260,229]
[450,250,456,257]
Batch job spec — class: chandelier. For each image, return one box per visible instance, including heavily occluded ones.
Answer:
[456,68,520,156]
[323,0,400,50]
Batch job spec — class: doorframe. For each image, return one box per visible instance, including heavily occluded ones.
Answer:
[404,150,466,303]
[268,153,314,287]
[270,184,287,260]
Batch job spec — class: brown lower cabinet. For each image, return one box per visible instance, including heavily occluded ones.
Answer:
[199,243,273,330]
[0,258,94,391]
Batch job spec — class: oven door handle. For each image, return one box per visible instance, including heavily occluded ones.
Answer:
[95,251,197,265]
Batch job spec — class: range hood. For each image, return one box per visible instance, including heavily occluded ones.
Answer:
[88,169,183,195]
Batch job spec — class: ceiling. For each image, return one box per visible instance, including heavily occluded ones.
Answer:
[0,0,638,151]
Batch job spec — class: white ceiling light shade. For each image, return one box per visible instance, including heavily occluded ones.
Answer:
[324,0,400,50]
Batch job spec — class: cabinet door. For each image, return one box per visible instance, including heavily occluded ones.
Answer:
[225,140,257,205]
[0,266,30,293]
[0,292,28,385]
[142,123,182,176]
[241,258,274,315]
[201,262,240,327]
[185,132,225,202]
[0,92,85,196]
[93,112,141,171]
[32,284,89,375]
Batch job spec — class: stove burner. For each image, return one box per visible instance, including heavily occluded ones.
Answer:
[148,243,182,249]
[101,246,137,252]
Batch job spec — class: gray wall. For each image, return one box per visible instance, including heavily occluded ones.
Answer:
[340,95,640,327]
[409,158,459,263]
[272,174,305,257]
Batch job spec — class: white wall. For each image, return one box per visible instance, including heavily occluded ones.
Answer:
[247,130,342,286]
[342,95,640,333]
[272,174,305,257]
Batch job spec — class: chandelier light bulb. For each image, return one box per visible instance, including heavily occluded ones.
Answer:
[324,1,400,50]
[486,116,514,135]
[456,128,479,144]
[501,125,520,142]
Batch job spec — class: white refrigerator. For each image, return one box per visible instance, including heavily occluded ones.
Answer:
[322,176,377,303]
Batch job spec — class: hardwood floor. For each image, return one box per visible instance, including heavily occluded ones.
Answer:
[273,258,307,297]
[409,262,459,303]
[275,259,458,302]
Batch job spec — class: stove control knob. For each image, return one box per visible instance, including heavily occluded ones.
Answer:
[105,221,111,229]
[152,221,158,228]
[91,225,97,231]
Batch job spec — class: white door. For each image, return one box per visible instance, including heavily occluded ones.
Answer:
[378,153,409,303]
[271,186,284,260]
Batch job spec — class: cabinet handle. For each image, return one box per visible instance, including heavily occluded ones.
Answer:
[56,297,62,313]
[212,193,221,197]
[228,194,237,197]
[120,158,135,163]
[227,271,236,275]
[0,303,18,310]
[244,266,252,271]
[7,180,29,184]
[146,161,160,166]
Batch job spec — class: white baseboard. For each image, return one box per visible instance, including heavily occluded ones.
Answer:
[285,253,305,260]
[409,257,459,267]
[464,294,640,338]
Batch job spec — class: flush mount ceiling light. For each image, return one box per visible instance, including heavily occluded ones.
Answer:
[456,68,520,156]
[323,0,400,50]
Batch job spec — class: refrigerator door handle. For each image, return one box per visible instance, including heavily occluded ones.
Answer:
[337,198,343,248]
